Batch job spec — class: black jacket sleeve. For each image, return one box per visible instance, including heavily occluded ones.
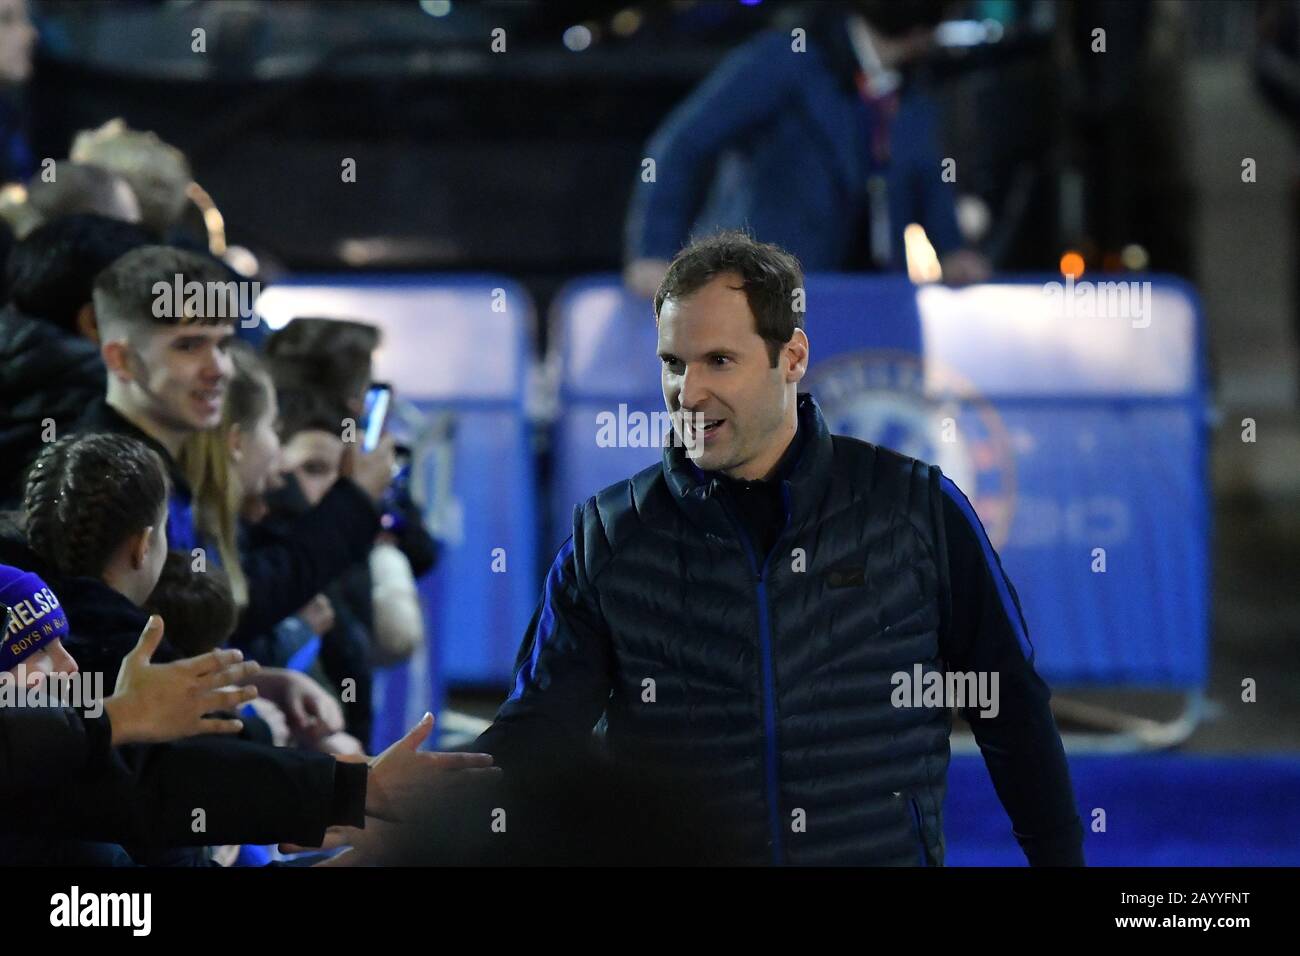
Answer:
[1,713,368,847]
[474,521,616,772]
[319,578,375,746]
[0,706,114,797]
[232,477,381,648]
[934,473,1086,867]
[391,490,440,579]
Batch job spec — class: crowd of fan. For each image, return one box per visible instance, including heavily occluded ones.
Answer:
[0,117,518,867]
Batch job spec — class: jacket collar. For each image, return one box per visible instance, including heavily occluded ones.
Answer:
[79,398,193,497]
[663,392,835,542]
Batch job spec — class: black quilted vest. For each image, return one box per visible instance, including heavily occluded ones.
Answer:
[576,392,952,865]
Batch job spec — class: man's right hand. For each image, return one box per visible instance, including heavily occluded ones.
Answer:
[365,713,498,823]
[104,616,261,746]
[340,434,397,505]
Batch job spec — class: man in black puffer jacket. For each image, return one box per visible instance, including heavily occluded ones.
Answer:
[477,232,1084,866]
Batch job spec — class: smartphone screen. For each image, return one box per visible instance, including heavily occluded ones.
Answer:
[359,384,392,452]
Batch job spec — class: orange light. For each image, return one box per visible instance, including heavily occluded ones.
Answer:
[185,181,226,256]
[1059,251,1085,279]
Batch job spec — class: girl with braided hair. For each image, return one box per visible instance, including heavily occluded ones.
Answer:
[4,430,355,756]
[25,433,171,593]
[0,432,496,866]
[10,432,184,678]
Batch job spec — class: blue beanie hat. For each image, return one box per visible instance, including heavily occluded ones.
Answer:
[0,564,70,669]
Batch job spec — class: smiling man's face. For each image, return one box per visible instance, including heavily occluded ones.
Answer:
[657,272,806,480]
[126,323,236,432]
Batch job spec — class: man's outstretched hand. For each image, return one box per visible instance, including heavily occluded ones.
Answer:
[282,714,499,864]
[365,712,497,823]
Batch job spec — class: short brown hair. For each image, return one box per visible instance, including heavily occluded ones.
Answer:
[653,230,804,367]
[93,244,236,334]
[264,317,380,407]
[143,552,237,656]
[277,386,350,443]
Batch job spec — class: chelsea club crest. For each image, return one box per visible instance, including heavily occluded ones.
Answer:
[805,350,1018,548]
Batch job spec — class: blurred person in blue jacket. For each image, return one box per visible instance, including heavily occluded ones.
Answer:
[625,0,990,295]
[0,0,36,184]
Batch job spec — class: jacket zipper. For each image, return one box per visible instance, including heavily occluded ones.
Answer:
[716,485,790,866]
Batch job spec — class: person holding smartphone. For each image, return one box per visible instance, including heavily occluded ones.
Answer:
[264,317,440,579]
[259,383,426,751]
